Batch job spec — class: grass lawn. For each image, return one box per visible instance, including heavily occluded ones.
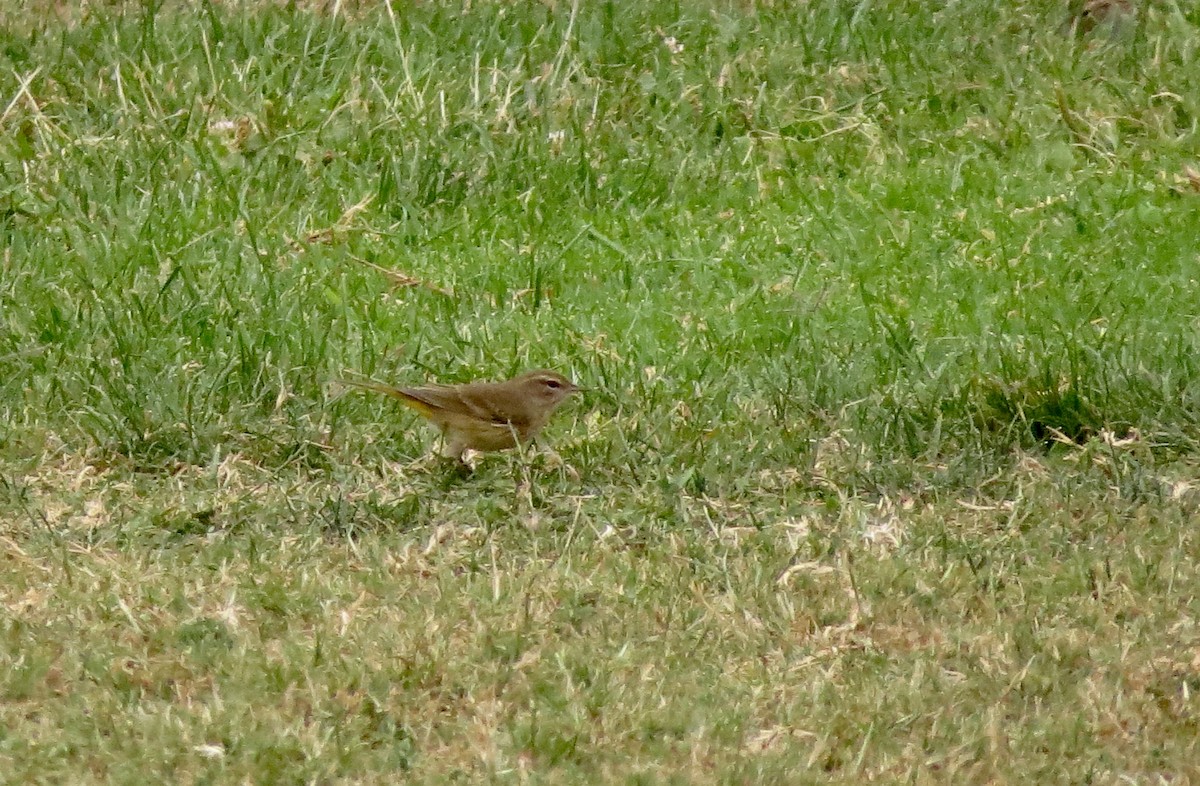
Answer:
[2,0,1200,782]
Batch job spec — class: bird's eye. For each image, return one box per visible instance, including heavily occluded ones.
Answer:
[544,379,561,389]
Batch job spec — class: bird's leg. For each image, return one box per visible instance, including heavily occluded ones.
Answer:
[538,443,579,481]
[535,442,565,469]
[438,432,475,473]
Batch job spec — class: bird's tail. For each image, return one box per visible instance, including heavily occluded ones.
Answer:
[337,378,435,417]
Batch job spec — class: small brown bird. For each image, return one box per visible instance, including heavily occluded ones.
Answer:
[1063,0,1135,35]
[345,369,581,462]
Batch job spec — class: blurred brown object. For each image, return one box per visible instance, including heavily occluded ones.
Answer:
[1063,0,1136,36]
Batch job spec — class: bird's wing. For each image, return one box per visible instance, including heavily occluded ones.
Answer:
[456,384,534,430]
[407,383,525,429]
[342,378,530,432]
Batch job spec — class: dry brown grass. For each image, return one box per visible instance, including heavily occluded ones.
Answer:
[4,442,1199,782]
